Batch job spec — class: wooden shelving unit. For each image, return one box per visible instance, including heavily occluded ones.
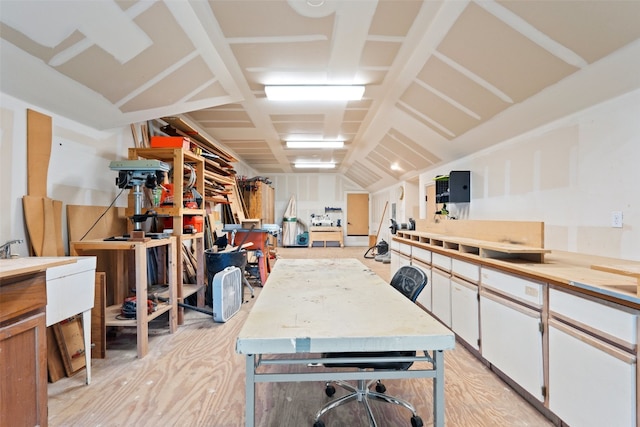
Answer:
[128,147,206,325]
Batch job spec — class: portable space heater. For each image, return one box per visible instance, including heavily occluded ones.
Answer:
[212,266,243,323]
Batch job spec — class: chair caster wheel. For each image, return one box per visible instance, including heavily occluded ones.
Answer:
[325,384,336,397]
[313,421,325,427]
[375,382,386,393]
[411,415,424,427]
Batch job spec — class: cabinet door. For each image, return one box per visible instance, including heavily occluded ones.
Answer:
[431,268,451,327]
[413,259,432,311]
[0,312,47,427]
[549,320,636,427]
[451,278,479,350]
[480,291,544,402]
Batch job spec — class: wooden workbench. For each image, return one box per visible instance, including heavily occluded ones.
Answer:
[308,226,344,247]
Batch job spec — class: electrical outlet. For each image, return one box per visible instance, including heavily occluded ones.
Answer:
[611,211,623,228]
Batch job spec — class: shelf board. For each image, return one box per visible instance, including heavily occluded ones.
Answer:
[104,302,172,327]
[182,284,204,299]
[395,230,550,263]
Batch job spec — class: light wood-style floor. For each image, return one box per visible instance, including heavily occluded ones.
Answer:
[48,246,554,426]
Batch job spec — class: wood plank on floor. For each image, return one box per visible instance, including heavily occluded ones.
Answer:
[47,246,554,426]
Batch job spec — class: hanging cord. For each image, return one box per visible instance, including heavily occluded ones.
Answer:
[79,187,126,241]
[183,163,196,190]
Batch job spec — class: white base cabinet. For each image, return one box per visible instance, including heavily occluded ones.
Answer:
[450,278,479,350]
[392,236,639,426]
[480,291,544,402]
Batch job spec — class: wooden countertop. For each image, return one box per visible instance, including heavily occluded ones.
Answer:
[393,235,640,309]
[0,257,76,280]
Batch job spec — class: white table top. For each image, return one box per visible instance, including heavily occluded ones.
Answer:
[236,258,455,355]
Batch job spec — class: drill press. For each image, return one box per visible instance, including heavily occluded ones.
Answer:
[109,159,170,240]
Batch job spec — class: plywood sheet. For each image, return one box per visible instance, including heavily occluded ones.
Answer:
[53,317,86,376]
[26,109,52,198]
[46,327,66,383]
[67,205,127,242]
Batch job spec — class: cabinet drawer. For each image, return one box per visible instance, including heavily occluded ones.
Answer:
[432,253,451,272]
[481,267,543,307]
[0,273,47,324]
[390,239,401,252]
[549,288,637,349]
[452,258,479,283]
[412,247,431,264]
[398,243,411,257]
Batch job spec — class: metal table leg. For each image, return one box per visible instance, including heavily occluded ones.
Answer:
[433,350,445,427]
[245,354,256,426]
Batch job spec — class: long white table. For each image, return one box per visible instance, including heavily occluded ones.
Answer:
[236,258,455,426]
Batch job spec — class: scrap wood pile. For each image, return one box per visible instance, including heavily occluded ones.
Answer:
[160,116,237,204]
[182,243,198,284]
[131,117,239,204]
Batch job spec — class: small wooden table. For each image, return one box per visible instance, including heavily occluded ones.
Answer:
[308,226,344,247]
[70,237,177,358]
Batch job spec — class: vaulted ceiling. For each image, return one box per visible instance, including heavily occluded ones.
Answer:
[2,0,639,191]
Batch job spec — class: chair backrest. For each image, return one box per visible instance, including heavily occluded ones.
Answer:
[390,265,428,302]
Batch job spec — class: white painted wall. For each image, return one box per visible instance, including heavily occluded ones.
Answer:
[268,173,367,246]
[401,90,639,260]
[1,93,130,257]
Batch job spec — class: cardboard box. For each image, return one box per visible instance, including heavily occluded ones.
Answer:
[241,219,262,230]
[150,136,190,149]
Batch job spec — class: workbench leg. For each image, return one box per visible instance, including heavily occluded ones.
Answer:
[82,309,91,385]
[135,245,148,358]
[245,355,256,427]
[433,350,445,427]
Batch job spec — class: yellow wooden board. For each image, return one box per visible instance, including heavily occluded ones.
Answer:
[26,109,52,198]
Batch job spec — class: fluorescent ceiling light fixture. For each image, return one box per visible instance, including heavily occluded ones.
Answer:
[265,85,364,101]
[286,140,344,149]
[294,161,336,169]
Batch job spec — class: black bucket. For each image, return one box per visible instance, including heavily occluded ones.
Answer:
[205,249,247,305]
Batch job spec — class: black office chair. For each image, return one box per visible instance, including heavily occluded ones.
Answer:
[313,265,429,427]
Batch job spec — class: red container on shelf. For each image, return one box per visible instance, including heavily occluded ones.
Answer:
[161,216,203,233]
[150,136,190,149]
